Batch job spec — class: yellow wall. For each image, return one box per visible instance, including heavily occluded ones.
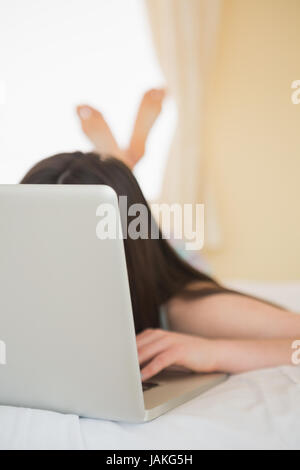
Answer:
[204,0,300,280]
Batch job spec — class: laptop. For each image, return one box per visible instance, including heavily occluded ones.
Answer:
[0,184,227,422]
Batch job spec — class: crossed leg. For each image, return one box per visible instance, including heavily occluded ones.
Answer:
[76,88,166,169]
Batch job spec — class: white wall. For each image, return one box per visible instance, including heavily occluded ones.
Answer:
[0,0,176,200]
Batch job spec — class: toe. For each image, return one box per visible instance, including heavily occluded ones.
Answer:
[76,105,93,121]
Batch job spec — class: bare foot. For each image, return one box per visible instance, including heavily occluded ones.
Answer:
[76,105,122,158]
[126,88,166,167]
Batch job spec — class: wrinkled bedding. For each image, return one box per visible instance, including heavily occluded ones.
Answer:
[1,282,299,450]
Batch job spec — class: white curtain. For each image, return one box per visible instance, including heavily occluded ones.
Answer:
[145,0,223,249]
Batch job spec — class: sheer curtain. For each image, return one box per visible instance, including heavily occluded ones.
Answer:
[145,0,223,249]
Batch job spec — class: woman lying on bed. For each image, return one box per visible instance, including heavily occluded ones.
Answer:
[21,90,300,381]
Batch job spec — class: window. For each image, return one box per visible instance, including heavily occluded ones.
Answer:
[0,0,176,200]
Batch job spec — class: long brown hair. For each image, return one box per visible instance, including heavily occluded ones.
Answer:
[21,151,229,333]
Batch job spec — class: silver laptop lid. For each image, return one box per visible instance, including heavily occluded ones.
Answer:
[0,184,145,421]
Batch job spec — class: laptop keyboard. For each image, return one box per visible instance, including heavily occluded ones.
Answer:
[142,381,159,392]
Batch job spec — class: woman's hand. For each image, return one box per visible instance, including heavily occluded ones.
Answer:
[136,329,219,381]
[136,329,298,381]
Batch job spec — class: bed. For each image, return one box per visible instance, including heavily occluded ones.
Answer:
[1,281,299,450]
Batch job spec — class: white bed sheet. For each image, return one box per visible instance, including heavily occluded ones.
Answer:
[1,281,299,450]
